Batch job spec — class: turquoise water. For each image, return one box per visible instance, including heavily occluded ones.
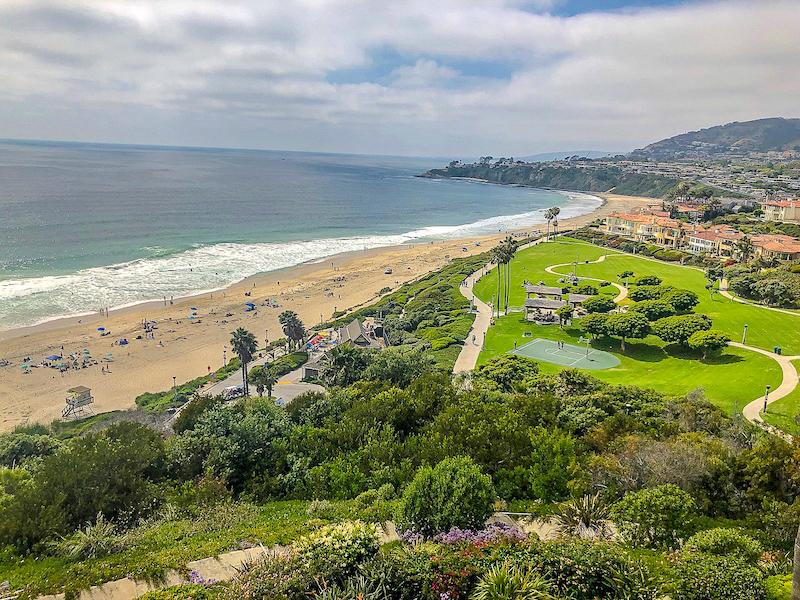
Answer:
[0,140,601,330]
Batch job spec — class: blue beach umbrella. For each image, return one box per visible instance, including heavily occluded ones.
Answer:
[21,365,28,369]
[46,355,61,360]
[97,327,105,331]
[190,308,197,311]
[245,302,255,307]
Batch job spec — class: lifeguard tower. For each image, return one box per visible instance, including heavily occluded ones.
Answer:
[62,386,94,419]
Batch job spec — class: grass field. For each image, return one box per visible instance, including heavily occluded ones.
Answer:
[474,239,790,414]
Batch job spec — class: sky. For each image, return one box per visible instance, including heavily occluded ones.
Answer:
[0,0,798,157]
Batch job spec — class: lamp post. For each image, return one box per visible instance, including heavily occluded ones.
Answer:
[223,349,227,367]
[173,376,177,398]
[742,324,748,345]
[764,384,771,413]
[265,329,268,349]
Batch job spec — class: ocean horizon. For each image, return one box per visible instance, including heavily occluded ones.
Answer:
[0,140,601,331]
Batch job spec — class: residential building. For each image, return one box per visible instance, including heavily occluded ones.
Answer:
[763,200,800,223]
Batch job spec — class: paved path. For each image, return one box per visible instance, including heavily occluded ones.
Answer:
[544,254,629,302]
[719,279,800,316]
[202,356,323,404]
[453,266,493,373]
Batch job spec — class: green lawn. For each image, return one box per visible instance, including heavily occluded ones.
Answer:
[475,239,800,355]
[477,314,781,413]
[474,239,791,414]
[762,360,800,436]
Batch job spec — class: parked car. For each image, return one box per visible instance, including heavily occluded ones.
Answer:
[223,384,244,400]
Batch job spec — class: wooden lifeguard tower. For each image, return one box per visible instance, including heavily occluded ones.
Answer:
[62,386,94,420]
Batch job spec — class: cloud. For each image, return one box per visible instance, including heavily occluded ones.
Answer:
[0,0,797,156]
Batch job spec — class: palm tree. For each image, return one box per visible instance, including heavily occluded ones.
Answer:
[279,310,306,350]
[249,365,279,398]
[544,208,556,241]
[321,343,368,387]
[550,206,561,239]
[230,327,257,398]
[501,236,515,315]
[551,493,611,539]
[490,245,505,318]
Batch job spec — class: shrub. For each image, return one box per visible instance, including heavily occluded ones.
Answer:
[688,330,731,359]
[629,299,676,321]
[671,554,765,600]
[764,574,791,600]
[431,336,457,351]
[634,275,662,286]
[652,314,712,345]
[294,521,380,581]
[139,584,222,600]
[582,296,616,313]
[611,484,697,548]
[396,456,495,537]
[661,289,700,311]
[684,528,763,565]
[52,512,120,559]
[629,285,668,301]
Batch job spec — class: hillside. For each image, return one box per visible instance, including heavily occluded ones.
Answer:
[635,117,800,159]
[420,163,679,197]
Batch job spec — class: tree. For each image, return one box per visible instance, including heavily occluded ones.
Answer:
[629,285,670,301]
[278,311,306,350]
[652,314,712,345]
[396,456,496,537]
[629,299,676,321]
[580,313,609,339]
[688,330,731,359]
[661,289,699,312]
[729,274,759,299]
[230,327,258,398]
[556,304,573,328]
[550,206,561,239]
[634,275,662,286]
[362,348,434,388]
[249,365,279,398]
[582,296,616,314]
[528,427,579,502]
[544,208,558,241]
[618,270,634,285]
[736,236,755,262]
[756,280,789,305]
[605,312,650,352]
[473,354,539,393]
[705,266,724,283]
[321,342,371,387]
[610,484,697,548]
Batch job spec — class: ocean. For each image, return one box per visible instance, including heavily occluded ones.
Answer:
[0,140,601,331]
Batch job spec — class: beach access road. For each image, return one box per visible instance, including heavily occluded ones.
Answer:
[201,358,323,405]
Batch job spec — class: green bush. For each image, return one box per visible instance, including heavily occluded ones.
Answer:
[396,456,496,537]
[671,554,765,600]
[684,528,763,565]
[431,336,457,351]
[764,574,791,600]
[294,520,380,581]
[611,484,697,548]
[139,584,223,600]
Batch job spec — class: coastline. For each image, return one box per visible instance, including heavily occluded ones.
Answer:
[0,191,648,432]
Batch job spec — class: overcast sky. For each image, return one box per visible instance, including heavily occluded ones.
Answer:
[0,0,797,157]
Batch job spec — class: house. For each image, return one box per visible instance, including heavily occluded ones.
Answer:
[601,212,684,248]
[337,318,388,350]
[752,235,800,261]
[763,200,800,223]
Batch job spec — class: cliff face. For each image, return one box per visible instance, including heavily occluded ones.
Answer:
[421,164,679,198]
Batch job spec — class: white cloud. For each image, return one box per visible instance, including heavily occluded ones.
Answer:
[0,0,797,155]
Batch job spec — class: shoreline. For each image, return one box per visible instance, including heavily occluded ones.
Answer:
[0,191,648,432]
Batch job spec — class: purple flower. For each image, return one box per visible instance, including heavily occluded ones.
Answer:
[433,523,527,545]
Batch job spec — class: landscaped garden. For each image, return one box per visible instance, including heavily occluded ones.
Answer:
[474,239,794,414]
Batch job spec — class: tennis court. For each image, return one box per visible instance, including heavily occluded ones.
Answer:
[508,338,620,370]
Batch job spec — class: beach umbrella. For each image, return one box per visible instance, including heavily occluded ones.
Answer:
[189,315,195,319]
[150,320,157,324]
[97,327,105,331]
[245,302,255,307]
[21,365,28,369]
[56,363,66,367]
[83,349,91,354]
[106,353,113,356]
[46,355,61,360]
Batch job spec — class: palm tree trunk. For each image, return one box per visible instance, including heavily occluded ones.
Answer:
[792,524,800,600]
[505,262,510,315]
[242,361,249,397]
[496,263,502,318]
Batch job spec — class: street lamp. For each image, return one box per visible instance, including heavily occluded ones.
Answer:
[223,349,227,367]
[173,376,177,398]
[265,329,269,349]
[763,384,771,413]
[742,324,748,345]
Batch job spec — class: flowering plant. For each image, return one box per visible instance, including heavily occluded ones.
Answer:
[294,521,380,580]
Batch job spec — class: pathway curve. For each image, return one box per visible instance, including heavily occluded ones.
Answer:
[544,254,629,302]
[453,266,494,373]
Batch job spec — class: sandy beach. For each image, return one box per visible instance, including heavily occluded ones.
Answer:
[0,193,652,432]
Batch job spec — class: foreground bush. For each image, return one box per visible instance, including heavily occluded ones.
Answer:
[611,484,696,548]
[396,456,495,537]
[684,527,763,565]
[671,554,765,600]
[294,521,380,582]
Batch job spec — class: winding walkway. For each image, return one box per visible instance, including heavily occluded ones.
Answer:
[544,254,628,303]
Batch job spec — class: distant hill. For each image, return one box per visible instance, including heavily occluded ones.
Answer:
[634,117,800,159]
[518,150,624,162]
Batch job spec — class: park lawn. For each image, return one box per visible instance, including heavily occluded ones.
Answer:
[476,238,800,355]
[762,360,800,436]
[473,239,605,309]
[477,314,782,414]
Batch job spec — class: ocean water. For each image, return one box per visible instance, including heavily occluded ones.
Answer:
[0,140,601,330]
